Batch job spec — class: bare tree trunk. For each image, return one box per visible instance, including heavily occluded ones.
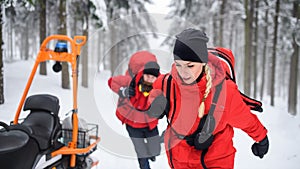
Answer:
[74,18,77,36]
[102,31,109,70]
[97,30,102,72]
[110,24,118,75]
[253,0,259,98]
[20,32,24,60]
[25,23,29,60]
[39,0,47,75]
[99,36,102,70]
[219,0,227,47]
[260,0,269,100]
[213,13,218,46]
[270,0,280,106]
[0,4,4,104]
[288,1,299,115]
[81,18,89,88]
[229,16,235,51]
[58,0,69,89]
[234,26,239,61]
[10,17,13,60]
[107,7,118,75]
[244,0,253,95]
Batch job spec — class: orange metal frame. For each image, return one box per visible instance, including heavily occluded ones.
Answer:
[13,35,100,167]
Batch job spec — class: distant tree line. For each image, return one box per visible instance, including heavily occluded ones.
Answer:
[0,0,155,104]
[165,0,299,115]
[0,0,299,116]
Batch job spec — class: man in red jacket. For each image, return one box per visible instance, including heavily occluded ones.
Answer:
[108,52,161,169]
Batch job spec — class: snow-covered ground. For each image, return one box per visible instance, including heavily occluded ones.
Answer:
[1,60,300,169]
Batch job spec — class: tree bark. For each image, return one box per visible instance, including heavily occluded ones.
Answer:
[97,30,102,72]
[102,31,109,70]
[270,0,280,106]
[58,0,69,89]
[253,0,259,98]
[110,24,118,75]
[229,16,235,51]
[244,0,253,95]
[260,0,269,100]
[25,23,29,60]
[9,13,13,60]
[0,4,4,104]
[39,0,47,75]
[213,13,218,46]
[81,17,89,88]
[219,0,227,47]
[288,1,299,115]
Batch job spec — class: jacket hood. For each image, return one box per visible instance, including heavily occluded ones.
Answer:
[128,51,157,77]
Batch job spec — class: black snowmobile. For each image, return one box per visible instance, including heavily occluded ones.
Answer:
[0,35,100,169]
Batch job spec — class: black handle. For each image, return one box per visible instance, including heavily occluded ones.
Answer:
[0,121,10,131]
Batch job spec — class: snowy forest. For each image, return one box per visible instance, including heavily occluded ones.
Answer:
[0,0,299,116]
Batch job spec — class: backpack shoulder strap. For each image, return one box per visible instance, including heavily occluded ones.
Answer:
[201,80,224,134]
[161,74,173,118]
[130,74,137,88]
[209,47,263,113]
[240,91,263,112]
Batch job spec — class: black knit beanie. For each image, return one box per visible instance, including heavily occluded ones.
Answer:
[143,61,160,77]
[173,28,209,63]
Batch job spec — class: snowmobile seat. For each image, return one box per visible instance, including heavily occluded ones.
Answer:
[21,94,61,150]
[0,129,29,153]
[0,124,39,169]
[0,94,61,169]
[23,94,60,116]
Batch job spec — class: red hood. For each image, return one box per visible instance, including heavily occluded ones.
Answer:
[128,51,157,76]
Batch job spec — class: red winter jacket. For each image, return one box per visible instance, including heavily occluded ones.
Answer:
[108,71,158,129]
[108,50,158,129]
[108,50,157,93]
[150,54,267,168]
[127,51,157,77]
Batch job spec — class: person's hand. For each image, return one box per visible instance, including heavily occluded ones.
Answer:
[147,94,168,119]
[252,135,269,158]
[118,86,135,98]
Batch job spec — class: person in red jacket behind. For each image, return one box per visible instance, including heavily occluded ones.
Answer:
[108,51,157,93]
[108,58,161,169]
[146,28,269,169]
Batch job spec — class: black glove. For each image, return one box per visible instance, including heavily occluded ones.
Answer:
[252,135,269,159]
[147,94,168,119]
[118,86,135,98]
